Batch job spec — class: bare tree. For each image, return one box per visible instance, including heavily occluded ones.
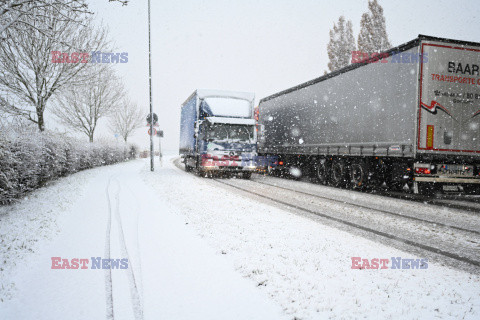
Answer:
[327,16,355,72]
[0,0,128,36]
[0,0,89,36]
[0,5,110,131]
[109,98,144,142]
[53,68,124,142]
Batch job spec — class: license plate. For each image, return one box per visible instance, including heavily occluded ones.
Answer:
[438,164,473,176]
[443,185,459,192]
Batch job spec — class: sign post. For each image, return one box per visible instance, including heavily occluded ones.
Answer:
[146,111,158,170]
[157,130,164,166]
[147,0,154,172]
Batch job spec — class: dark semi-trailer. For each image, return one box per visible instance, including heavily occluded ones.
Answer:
[256,35,480,194]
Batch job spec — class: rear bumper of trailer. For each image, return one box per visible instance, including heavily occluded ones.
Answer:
[414,177,480,184]
[201,165,256,172]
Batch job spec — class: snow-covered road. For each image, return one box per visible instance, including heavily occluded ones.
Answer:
[211,173,480,272]
[1,156,479,319]
[0,158,286,320]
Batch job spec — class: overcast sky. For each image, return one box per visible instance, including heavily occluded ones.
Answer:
[86,0,480,152]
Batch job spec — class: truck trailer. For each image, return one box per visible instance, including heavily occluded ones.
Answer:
[257,35,480,194]
[180,89,257,178]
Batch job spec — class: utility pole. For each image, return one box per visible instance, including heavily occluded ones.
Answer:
[148,0,154,171]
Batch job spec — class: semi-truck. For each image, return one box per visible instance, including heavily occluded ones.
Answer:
[179,89,257,178]
[257,35,480,194]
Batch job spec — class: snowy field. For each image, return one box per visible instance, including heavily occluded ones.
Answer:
[1,156,479,319]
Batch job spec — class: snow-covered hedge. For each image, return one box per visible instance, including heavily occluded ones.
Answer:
[0,125,137,204]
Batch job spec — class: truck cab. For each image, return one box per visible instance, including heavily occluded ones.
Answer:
[180,90,257,178]
[196,117,256,176]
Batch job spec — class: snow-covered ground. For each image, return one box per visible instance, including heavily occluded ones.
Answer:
[1,156,479,319]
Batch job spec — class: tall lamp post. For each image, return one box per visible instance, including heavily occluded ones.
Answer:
[148,0,154,171]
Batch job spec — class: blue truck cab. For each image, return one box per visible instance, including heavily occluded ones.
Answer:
[179,89,257,178]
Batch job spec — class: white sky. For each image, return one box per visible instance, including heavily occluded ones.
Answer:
[85,0,480,152]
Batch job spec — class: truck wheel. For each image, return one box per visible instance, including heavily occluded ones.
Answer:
[267,165,276,176]
[185,163,192,172]
[242,172,252,179]
[330,159,348,188]
[315,160,328,185]
[350,161,368,190]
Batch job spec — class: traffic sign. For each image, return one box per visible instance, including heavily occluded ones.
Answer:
[148,128,157,136]
[146,113,158,125]
[156,130,164,138]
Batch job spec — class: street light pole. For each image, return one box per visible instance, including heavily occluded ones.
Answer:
[148,0,154,171]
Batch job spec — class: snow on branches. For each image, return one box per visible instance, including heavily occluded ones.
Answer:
[327,16,355,72]
[357,0,391,54]
[0,123,136,204]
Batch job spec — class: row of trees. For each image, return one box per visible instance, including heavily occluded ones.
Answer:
[0,0,142,143]
[327,0,391,72]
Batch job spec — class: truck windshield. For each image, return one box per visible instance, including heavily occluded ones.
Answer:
[203,98,251,117]
[204,124,253,142]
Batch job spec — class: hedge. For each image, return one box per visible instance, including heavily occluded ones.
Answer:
[0,126,137,204]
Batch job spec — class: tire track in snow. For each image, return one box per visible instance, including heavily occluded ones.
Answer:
[106,176,144,320]
[213,178,480,269]
[251,179,480,235]
[105,177,116,320]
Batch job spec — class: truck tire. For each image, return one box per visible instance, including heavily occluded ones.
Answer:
[350,160,368,190]
[267,165,277,176]
[185,162,192,172]
[330,159,348,188]
[315,160,328,185]
[242,172,252,179]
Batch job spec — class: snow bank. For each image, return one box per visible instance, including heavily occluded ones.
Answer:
[0,162,100,302]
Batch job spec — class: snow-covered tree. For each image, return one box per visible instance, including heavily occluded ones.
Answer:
[357,0,391,54]
[327,16,356,72]
[109,98,144,143]
[0,0,89,37]
[54,68,124,142]
[0,6,110,131]
[0,0,128,37]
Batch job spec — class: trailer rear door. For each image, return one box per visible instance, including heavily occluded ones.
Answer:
[417,40,480,155]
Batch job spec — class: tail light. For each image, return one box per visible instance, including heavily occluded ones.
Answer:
[415,167,431,174]
[279,161,284,166]
[254,106,259,121]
